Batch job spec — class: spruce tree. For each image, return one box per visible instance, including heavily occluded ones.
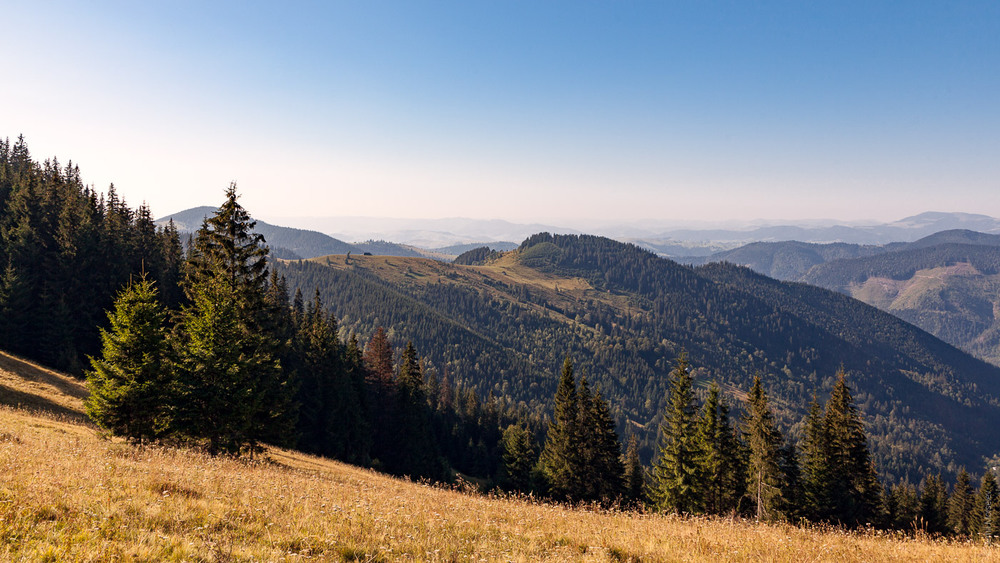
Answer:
[948,468,975,536]
[800,393,832,521]
[695,381,744,515]
[823,371,881,526]
[622,434,647,507]
[974,469,999,539]
[651,352,703,514]
[293,290,365,461]
[171,185,293,455]
[85,278,170,443]
[580,382,624,502]
[539,358,581,500]
[743,376,783,521]
[501,423,539,493]
[918,473,950,535]
[393,341,440,479]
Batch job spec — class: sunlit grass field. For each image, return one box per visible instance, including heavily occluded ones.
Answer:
[0,350,996,561]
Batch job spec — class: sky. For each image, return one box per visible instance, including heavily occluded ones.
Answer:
[2,1,998,227]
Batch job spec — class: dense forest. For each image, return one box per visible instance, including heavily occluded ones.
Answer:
[3,136,1000,536]
[277,233,1000,482]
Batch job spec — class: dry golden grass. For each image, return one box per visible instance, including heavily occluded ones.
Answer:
[1,354,998,561]
[0,350,88,422]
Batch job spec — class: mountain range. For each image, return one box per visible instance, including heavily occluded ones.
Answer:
[259,211,1000,256]
[157,207,467,261]
[275,233,1000,481]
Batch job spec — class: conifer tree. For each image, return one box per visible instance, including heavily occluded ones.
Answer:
[539,358,581,500]
[623,434,647,507]
[890,481,921,530]
[948,468,975,536]
[85,278,170,443]
[651,352,703,514]
[579,380,624,502]
[293,290,367,461]
[800,394,832,521]
[918,473,949,535]
[974,469,999,538]
[743,376,783,521]
[695,381,745,515]
[172,185,293,455]
[393,341,441,479]
[823,371,881,526]
[501,422,539,493]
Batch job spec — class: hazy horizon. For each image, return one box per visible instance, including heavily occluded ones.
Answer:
[4,2,998,224]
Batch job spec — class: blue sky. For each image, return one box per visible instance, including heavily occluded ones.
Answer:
[2,1,998,226]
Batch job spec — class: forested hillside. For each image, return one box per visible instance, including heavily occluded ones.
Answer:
[801,243,1000,366]
[278,233,1000,481]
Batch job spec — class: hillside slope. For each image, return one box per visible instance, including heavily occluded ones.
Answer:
[0,350,992,561]
[802,243,1000,366]
[277,234,1000,480]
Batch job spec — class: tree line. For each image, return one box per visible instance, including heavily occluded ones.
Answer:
[500,351,1000,538]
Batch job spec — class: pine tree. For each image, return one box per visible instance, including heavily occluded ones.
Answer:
[651,352,703,514]
[85,278,170,443]
[948,468,975,536]
[539,358,582,500]
[743,376,783,521]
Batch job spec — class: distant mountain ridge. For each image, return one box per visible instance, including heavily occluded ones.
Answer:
[260,211,1000,257]
[156,207,442,261]
[649,211,1000,248]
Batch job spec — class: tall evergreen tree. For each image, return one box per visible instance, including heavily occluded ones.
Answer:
[695,381,745,515]
[579,380,624,502]
[743,376,783,521]
[800,393,832,520]
[293,290,367,462]
[918,473,950,535]
[623,433,646,507]
[651,352,703,514]
[85,278,170,443]
[974,469,999,538]
[539,358,581,500]
[500,422,539,493]
[393,341,441,479]
[172,185,294,454]
[823,370,881,526]
[948,468,975,536]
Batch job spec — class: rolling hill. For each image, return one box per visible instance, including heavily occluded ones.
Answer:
[276,233,1000,480]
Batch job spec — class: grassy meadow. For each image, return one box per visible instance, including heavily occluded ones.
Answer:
[0,350,997,561]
